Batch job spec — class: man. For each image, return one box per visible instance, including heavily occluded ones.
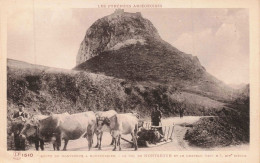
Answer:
[151,104,163,142]
[13,103,28,119]
[179,108,184,118]
[11,103,28,150]
[151,104,162,126]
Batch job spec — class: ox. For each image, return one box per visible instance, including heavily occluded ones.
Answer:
[23,114,48,150]
[20,113,69,150]
[95,110,117,150]
[58,111,96,150]
[21,111,96,150]
[103,113,138,151]
[9,115,51,151]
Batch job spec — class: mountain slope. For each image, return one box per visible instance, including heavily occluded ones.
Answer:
[74,9,237,101]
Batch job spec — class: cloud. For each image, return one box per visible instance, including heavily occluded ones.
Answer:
[173,10,249,84]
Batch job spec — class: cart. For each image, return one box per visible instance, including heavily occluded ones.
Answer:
[120,121,175,148]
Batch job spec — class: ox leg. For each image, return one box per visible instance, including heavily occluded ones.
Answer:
[53,144,56,151]
[95,133,99,148]
[118,135,121,151]
[53,141,60,151]
[35,139,39,151]
[134,134,138,151]
[56,135,61,151]
[86,127,94,151]
[98,132,103,150]
[110,138,114,145]
[134,136,138,151]
[51,137,56,151]
[87,134,93,151]
[134,125,138,151]
[131,133,138,151]
[40,139,44,151]
[112,137,117,151]
[94,129,100,148]
[63,139,69,151]
[95,131,102,149]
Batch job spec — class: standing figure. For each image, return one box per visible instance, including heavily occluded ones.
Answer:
[151,104,163,141]
[11,103,28,150]
[151,104,162,126]
[13,103,28,119]
[179,108,184,118]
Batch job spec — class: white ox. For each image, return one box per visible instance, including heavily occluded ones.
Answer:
[103,113,138,151]
[20,111,96,151]
[58,111,96,150]
[95,110,117,150]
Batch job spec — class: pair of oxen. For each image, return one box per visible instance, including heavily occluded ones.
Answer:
[11,110,139,151]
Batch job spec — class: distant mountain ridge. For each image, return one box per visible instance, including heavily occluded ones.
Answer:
[228,83,248,90]
[75,9,238,101]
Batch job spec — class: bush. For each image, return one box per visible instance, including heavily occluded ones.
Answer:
[184,103,249,148]
[25,75,41,93]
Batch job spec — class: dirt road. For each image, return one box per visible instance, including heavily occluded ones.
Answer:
[28,116,248,151]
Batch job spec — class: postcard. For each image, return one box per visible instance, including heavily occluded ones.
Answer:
[0,0,259,162]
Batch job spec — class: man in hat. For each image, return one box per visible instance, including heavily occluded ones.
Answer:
[13,103,28,119]
[151,104,162,126]
[11,103,28,150]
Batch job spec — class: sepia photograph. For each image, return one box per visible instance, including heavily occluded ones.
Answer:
[6,8,251,152]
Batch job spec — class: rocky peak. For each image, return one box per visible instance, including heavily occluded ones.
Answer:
[74,10,236,101]
[76,9,160,65]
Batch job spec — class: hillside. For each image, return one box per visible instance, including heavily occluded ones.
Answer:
[7,59,249,149]
[7,59,126,115]
[7,59,229,118]
[74,9,238,102]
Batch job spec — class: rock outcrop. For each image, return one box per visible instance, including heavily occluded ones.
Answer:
[76,9,160,65]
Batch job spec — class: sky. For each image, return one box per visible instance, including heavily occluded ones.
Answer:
[7,8,249,84]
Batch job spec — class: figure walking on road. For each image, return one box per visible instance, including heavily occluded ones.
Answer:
[179,108,184,118]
